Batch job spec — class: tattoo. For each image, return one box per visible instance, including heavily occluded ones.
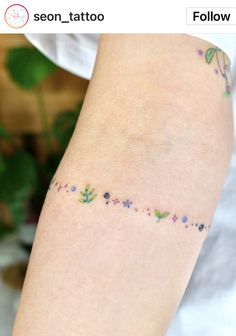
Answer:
[197,47,231,97]
[112,198,120,205]
[48,177,210,233]
[154,210,170,223]
[122,199,133,208]
[79,185,97,203]
[103,192,110,204]
[181,216,188,223]
[172,214,180,223]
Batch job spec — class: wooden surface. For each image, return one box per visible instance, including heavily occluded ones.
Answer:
[0,34,89,134]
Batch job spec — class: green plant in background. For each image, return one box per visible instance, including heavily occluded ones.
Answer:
[0,127,37,238]
[0,47,82,239]
[6,47,58,153]
[52,102,83,152]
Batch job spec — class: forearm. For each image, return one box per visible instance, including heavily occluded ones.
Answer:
[13,35,233,336]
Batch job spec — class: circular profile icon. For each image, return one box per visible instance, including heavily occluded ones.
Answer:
[4,4,29,28]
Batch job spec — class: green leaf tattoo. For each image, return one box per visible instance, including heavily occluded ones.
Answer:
[154,210,170,223]
[79,185,97,203]
[205,47,217,64]
[203,47,231,96]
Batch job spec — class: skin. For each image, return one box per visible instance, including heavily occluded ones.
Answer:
[13,35,233,336]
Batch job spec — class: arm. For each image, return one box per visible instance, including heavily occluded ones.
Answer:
[13,34,233,336]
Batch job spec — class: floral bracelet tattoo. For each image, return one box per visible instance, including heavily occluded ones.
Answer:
[48,177,210,233]
[197,46,231,97]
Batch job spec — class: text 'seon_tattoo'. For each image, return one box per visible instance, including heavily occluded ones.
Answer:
[48,177,210,234]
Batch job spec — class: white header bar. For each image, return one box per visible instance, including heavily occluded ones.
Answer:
[1,0,236,33]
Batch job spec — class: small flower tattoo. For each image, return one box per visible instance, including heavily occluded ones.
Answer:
[198,224,205,232]
[182,216,188,223]
[103,192,110,204]
[197,49,204,57]
[103,192,110,199]
[112,198,120,205]
[57,184,62,192]
[122,199,133,208]
[71,185,77,192]
[172,215,178,223]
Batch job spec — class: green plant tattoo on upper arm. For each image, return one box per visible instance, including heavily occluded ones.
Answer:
[198,47,231,97]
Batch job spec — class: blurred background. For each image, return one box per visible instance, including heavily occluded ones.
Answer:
[0,34,88,335]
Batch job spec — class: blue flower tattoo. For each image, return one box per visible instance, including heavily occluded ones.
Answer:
[122,199,133,208]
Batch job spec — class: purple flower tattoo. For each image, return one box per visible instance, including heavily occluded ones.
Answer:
[122,199,133,208]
